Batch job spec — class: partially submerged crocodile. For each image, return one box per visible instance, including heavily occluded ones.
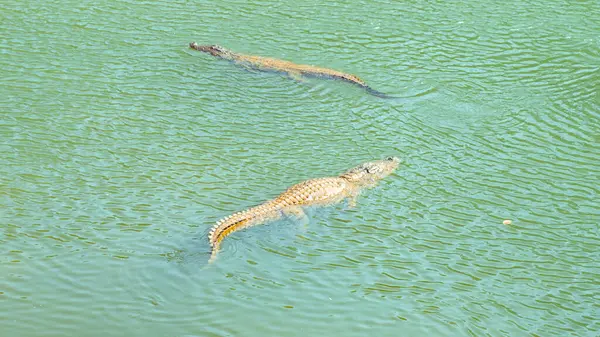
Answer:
[189,42,397,99]
[208,156,400,262]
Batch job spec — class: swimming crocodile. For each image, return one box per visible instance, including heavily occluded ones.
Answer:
[207,156,400,262]
[189,42,397,99]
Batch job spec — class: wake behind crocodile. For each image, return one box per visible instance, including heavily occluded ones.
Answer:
[190,42,398,99]
[207,157,400,263]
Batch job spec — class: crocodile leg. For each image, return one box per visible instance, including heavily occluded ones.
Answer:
[235,61,262,74]
[347,191,360,209]
[286,71,306,83]
[282,206,309,231]
[283,205,306,218]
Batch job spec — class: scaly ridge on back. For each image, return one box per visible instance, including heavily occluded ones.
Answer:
[206,157,400,263]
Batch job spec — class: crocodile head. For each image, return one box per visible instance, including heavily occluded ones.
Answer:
[340,156,400,187]
[189,42,230,57]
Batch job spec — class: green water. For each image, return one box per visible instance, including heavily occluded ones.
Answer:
[1,0,599,336]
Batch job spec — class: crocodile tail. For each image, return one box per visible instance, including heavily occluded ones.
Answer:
[332,74,396,99]
[208,212,253,263]
[364,86,398,99]
[208,203,280,263]
[208,217,249,263]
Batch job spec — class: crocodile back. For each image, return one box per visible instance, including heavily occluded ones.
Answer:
[275,177,351,206]
[231,54,367,86]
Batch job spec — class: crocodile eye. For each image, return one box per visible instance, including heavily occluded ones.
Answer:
[386,156,394,161]
[365,167,371,174]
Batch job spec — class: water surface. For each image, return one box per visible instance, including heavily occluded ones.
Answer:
[1,0,599,336]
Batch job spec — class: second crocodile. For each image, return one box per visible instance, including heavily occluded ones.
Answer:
[189,42,397,99]
[207,156,400,262]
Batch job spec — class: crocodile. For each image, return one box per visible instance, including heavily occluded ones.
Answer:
[189,42,397,99]
[207,156,400,262]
